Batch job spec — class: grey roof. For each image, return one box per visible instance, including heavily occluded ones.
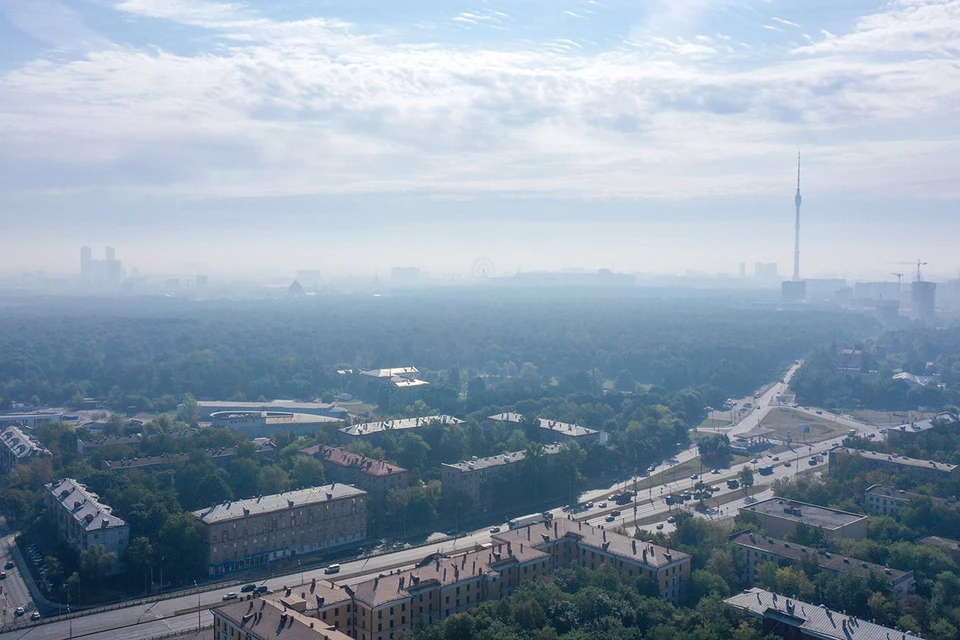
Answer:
[339,415,462,437]
[834,448,958,473]
[740,498,866,531]
[0,426,50,460]
[864,485,957,508]
[729,531,910,584]
[216,597,352,640]
[359,367,419,378]
[443,445,562,472]
[192,484,366,524]
[487,413,598,437]
[725,588,926,640]
[46,478,128,532]
[197,400,337,411]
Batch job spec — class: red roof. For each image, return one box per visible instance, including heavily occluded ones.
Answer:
[300,445,407,478]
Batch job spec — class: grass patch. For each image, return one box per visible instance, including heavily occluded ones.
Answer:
[847,409,935,426]
[759,408,849,444]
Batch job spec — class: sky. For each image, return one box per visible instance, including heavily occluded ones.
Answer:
[1,0,959,280]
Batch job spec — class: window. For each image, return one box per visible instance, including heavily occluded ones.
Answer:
[378,623,382,632]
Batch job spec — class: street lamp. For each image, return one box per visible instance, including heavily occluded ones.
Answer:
[195,580,201,631]
[298,559,303,585]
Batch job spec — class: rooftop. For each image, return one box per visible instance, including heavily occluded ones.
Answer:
[918,536,960,554]
[216,596,352,640]
[865,485,957,507]
[740,498,867,532]
[0,425,50,460]
[339,415,462,438]
[46,478,128,532]
[729,531,909,583]
[493,518,690,571]
[193,484,366,524]
[487,413,599,438]
[359,367,419,379]
[299,445,407,477]
[833,448,958,473]
[443,445,562,472]
[211,411,341,424]
[725,588,926,640]
[197,400,337,411]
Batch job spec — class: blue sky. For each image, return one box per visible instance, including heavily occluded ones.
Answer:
[1,0,959,279]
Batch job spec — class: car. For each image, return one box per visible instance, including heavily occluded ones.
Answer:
[656,523,664,530]
[605,515,616,522]
[667,516,676,524]
[489,526,501,534]
[15,607,25,616]
[690,474,698,480]
[611,510,621,516]
[816,410,823,415]
[868,433,876,439]
[324,564,341,575]
[222,592,238,601]
[0,571,6,579]
[750,459,759,464]
[808,459,817,466]
[241,584,257,593]
[711,469,721,475]
[30,612,41,621]
[681,492,692,501]
[771,456,780,461]
[256,585,271,594]
[4,561,13,570]
[784,461,792,467]
[445,529,455,536]
[711,486,721,492]
[586,502,594,508]
[599,502,607,508]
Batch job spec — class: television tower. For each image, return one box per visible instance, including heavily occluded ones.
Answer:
[793,152,802,281]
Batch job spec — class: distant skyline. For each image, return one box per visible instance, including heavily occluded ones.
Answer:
[1,0,959,278]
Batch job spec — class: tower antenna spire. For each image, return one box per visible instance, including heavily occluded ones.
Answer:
[793,152,802,281]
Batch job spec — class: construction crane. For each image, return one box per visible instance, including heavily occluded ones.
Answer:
[887,260,928,282]
[890,272,904,306]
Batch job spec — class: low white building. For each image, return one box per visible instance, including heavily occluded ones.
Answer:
[45,478,129,574]
[0,426,51,473]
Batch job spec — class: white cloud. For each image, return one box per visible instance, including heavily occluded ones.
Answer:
[1,0,959,206]
[771,17,801,29]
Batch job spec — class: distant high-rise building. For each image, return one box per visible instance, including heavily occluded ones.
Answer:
[739,262,746,279]
[79,246,123,288]
[755,262,778,281]
[911,281,936,321]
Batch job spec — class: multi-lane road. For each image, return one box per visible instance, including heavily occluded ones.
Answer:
[0,363,892,640]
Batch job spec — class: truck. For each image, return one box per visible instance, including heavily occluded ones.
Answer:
[508,513,548,530]
[758,465,774,476]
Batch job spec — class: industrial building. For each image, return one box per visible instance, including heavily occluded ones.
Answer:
[44,478,129,574]
[299,445,409,495]
[739,498,868,540]
[441,445,562,511]
[729,530,914,599]
[0,425,51,473]
[192,484,367,576]
[210,411,341,438]
[829,448,959,480]
[338,415,462,444]
[0,411,67,428]
[725,588,926,640]
[486,413,603,445]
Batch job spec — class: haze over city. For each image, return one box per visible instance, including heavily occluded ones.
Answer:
[2,0,959,279]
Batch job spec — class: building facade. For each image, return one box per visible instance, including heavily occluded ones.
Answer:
[486,413,603,445]
[863,485,957,517]
[210,411,341,438]
[730,530,914,599]
[829,447,959,480]
[299,445,409,495]
[214,596,353,640]
[337,416,462,445]
[440,446,561,511]
[192,484,367,576]
[0,425,51,473]
[44,478,129,574]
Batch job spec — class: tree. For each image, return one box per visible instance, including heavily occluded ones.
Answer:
[289,456,325,489]
[521,442,548,503]
[124,537,155,584]
[397,434,431,471]
[179,394,200,427]
[738,467,755,500]
[557,442,586,505]
[693,480,712,508]
[80,544,117,587]
[257,465,291,495]
[614,369,636,393]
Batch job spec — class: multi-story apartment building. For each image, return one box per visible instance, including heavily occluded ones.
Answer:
[299,445,409,496]
[44,478,129,574]
[863,484,957,517]
[440,446,561,511]
[101,440,277,472]
[218,520,689,640]
[214,596,352,640]
[0,425,51,473]
[730,530,915,599]
[726,588,925,640]
[487,413,603,445]
[829,447,959,480]
[192,484,367,576]
[739,498,868,540]
[338,416,462,445]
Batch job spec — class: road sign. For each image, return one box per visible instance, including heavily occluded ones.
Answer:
[801,426,810,433]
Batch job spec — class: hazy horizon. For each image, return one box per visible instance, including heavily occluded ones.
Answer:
[2,0,959,279]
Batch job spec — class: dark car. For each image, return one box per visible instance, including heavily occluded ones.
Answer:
[4,561,13,570]
[256,585,271,594]
[241,584,257,593]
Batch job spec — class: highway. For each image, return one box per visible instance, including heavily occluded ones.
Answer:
[0,518,35,631]
[0,362,889,640]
